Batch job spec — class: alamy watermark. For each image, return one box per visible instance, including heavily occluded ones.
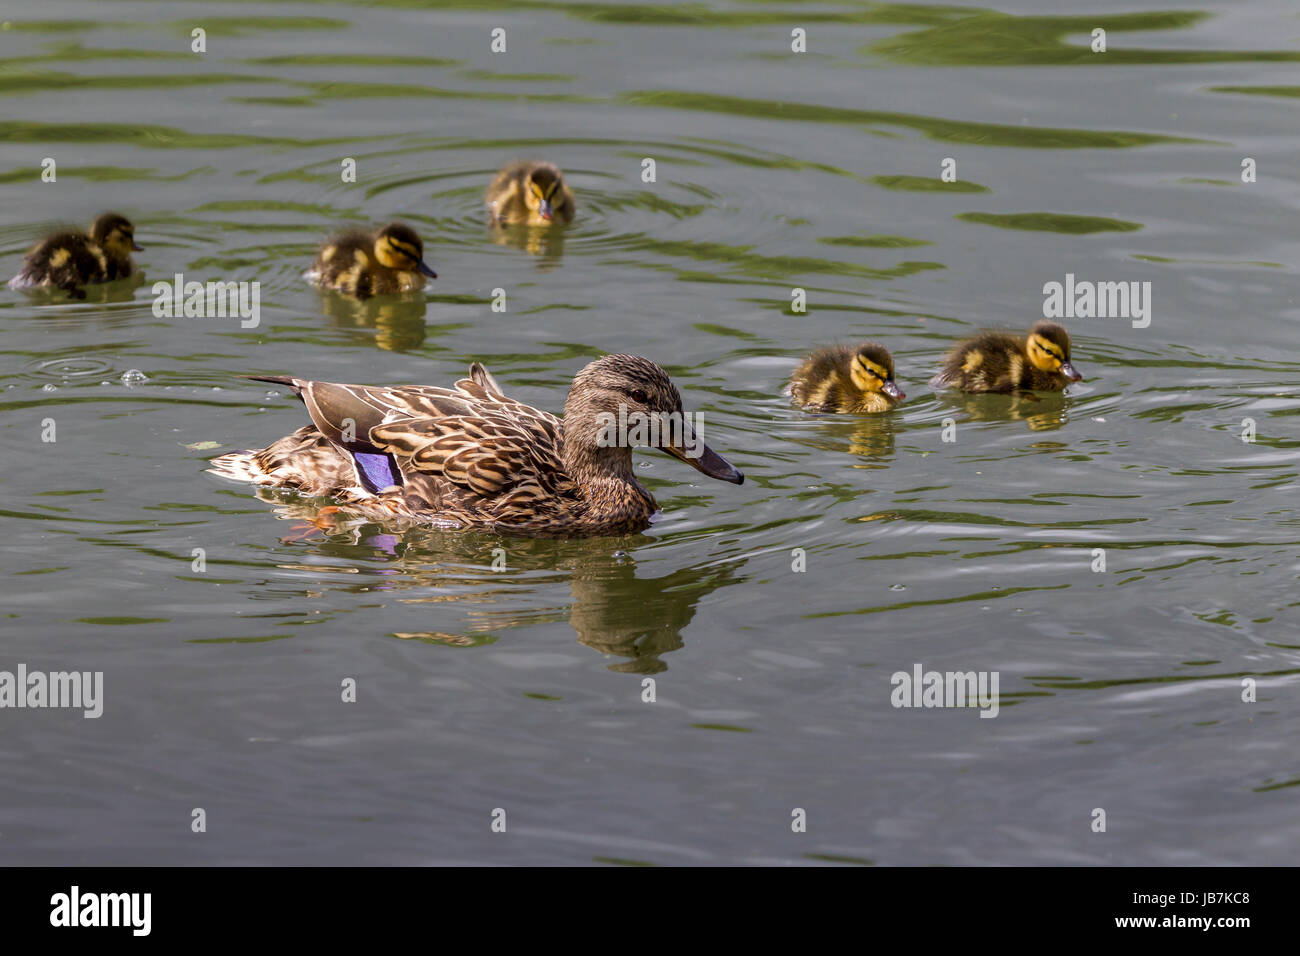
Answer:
[50,886,150,936]
[0,663,102,718]
[1043,273,1150,328]
[152,273,260,328]
[891,663,999,718]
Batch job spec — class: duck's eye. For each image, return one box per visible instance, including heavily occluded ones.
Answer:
[630,389,648,404]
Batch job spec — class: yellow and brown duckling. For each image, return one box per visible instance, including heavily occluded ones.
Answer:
[306,222,436,300]
[209,355,744,537]
[790,343,905,413]
[486,161,576,227]
[9,212,142,299]
[931,321,1083,393]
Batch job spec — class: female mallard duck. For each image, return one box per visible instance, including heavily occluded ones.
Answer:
[209,355,744,536]
[486,161,576,227]
[931,321,1083,393]
[790,343,905,413]
[306,222,436,300]
[9,212,142,299]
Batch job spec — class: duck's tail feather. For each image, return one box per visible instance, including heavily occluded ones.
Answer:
[208,451,270,485]
[468,362,505,397]
[246,374,300,389]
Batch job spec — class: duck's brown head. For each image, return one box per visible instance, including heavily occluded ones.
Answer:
[90,213,142,258]
[563,354,744,485]
[373,222,437,279]
[1027,321,1082,381]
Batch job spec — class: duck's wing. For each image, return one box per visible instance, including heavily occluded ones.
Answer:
[248,375,462,442]
[485,164,530,225]
[249,371,570,503]
[308,230,369,285]
[370,409,568,500]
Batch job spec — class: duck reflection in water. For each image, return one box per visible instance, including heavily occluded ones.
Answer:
[939,390,1072,431]
[21,271,147,306]
[316,289,428,352]
[251,492,739,674]
[792,414,898,463]
[488,222,567,264]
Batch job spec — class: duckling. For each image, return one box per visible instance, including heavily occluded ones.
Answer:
[790,343,905,413]
[931,321,1083,393]
[9,212,142,299]
[486,161,576,227]
[306,222,437,300]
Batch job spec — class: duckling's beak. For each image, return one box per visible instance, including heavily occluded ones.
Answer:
[537,200,554,222]
[661,423,744,485]
[417,260,438,279]
[883,380,905,401]
[131,240,145,251]
[1060,362,1083,382]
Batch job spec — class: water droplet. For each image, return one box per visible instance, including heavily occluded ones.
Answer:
[121,369,148,385]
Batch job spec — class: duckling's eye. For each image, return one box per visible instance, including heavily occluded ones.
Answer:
[630,389,648,404]
[856,362,884,382]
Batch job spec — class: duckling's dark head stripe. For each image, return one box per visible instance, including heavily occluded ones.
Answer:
[1028,335,1064,361]
[854,358,888,381]
[853,343,895,378]
[1029,321,1071,356]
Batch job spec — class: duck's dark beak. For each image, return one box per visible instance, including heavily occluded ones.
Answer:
[662,423,744,485]
[883,380,905,401]
[417,260,438,279]
[537,199,554,222]
[1060,362,1083,382]
[131,241,145,251]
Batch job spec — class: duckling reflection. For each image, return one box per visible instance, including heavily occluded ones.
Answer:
[17,271,147,306]
[488,222,567,262]
[938,390,1070,431]
[789,414,899,462]
[243,490,738,673]
[315,288,427,352]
